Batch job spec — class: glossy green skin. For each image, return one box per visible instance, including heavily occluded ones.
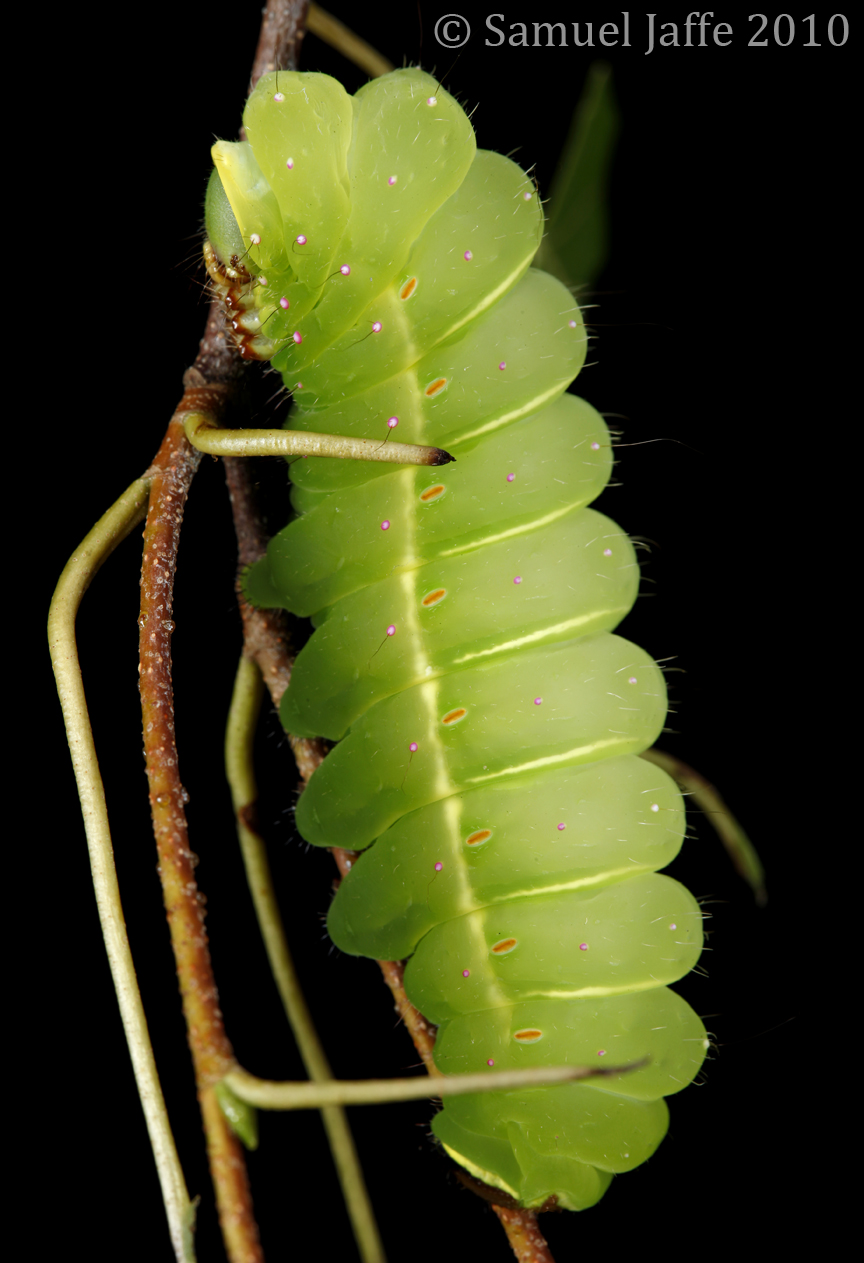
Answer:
[209,68,706,1212]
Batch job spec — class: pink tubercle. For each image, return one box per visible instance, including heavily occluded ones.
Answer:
[388,175,397,185]
[340,265,351,275]
[591,441,600,450]
[386,625,396,637]
[513,576,522,585]
[292,331,302,344]
[506,473,515,482]
[295,382,303,391]
[523,191,533,201]
[603,548,612,556]
[534,698,542,706]
[628,676,638,684]
[250,233,261,245]
[427,96,438,106]
[486,1059,495,1066]
[273,92,285,102]
[569,319,578,328]
[557,823,566,831]
[579,943,588,951]
[258,276,268,286]
[434,862,443,872]
[597,1049,606,1057]
[286,158,294,169]
[372,321,382,333]
[279,297,290,310]
[498,361,506,371]
[381,520,390,531]
[296,234,307,245]
[409,742,418,753]
[462,969,470,977]
[464,250,473,261]
[669,923,677,930]
[387,416,399,429]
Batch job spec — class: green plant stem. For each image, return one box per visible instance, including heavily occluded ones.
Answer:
[48,478,196,1263]
[640,747,767,904]
[225,1058,645,1110]
[181,411,454,467]
[306,3,393,77]
[225,655,386,1263]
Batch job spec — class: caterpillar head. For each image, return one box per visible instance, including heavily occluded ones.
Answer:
[204,67,478,369]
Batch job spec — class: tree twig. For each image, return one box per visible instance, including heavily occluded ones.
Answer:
[139,395,264,1263]
[491,1205,557,1263]
[222,455,297,710]
[249,0,310,88]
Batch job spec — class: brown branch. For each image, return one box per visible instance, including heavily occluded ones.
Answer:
[491,1205,556,1263]
[130,6,331,1260]
[191,298,247,389]
[140,409,227,1083]
[249,0,309,87]
[223,456,294,708]
[133,10,309,1248]
[140,399,263,1263]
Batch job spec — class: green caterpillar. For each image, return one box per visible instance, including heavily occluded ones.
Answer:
[205,66,707,1213]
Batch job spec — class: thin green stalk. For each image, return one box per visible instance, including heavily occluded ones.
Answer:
[225,1058,646,1110]
[48,478,196,1263]
[306,4,394,77]
[182,411,453,467]
[641,746,767,904]
[225,655,386,1263]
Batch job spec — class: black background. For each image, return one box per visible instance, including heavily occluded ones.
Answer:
[29,2,853,1259]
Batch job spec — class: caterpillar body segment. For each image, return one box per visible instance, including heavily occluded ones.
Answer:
[278,505,640,739]
[207,67,706,1212]
[249,393,610,620]
[293,633,670,848]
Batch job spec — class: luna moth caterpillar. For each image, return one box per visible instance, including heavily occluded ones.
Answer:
[203,65,707,1214]
[41,4,850,1258]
